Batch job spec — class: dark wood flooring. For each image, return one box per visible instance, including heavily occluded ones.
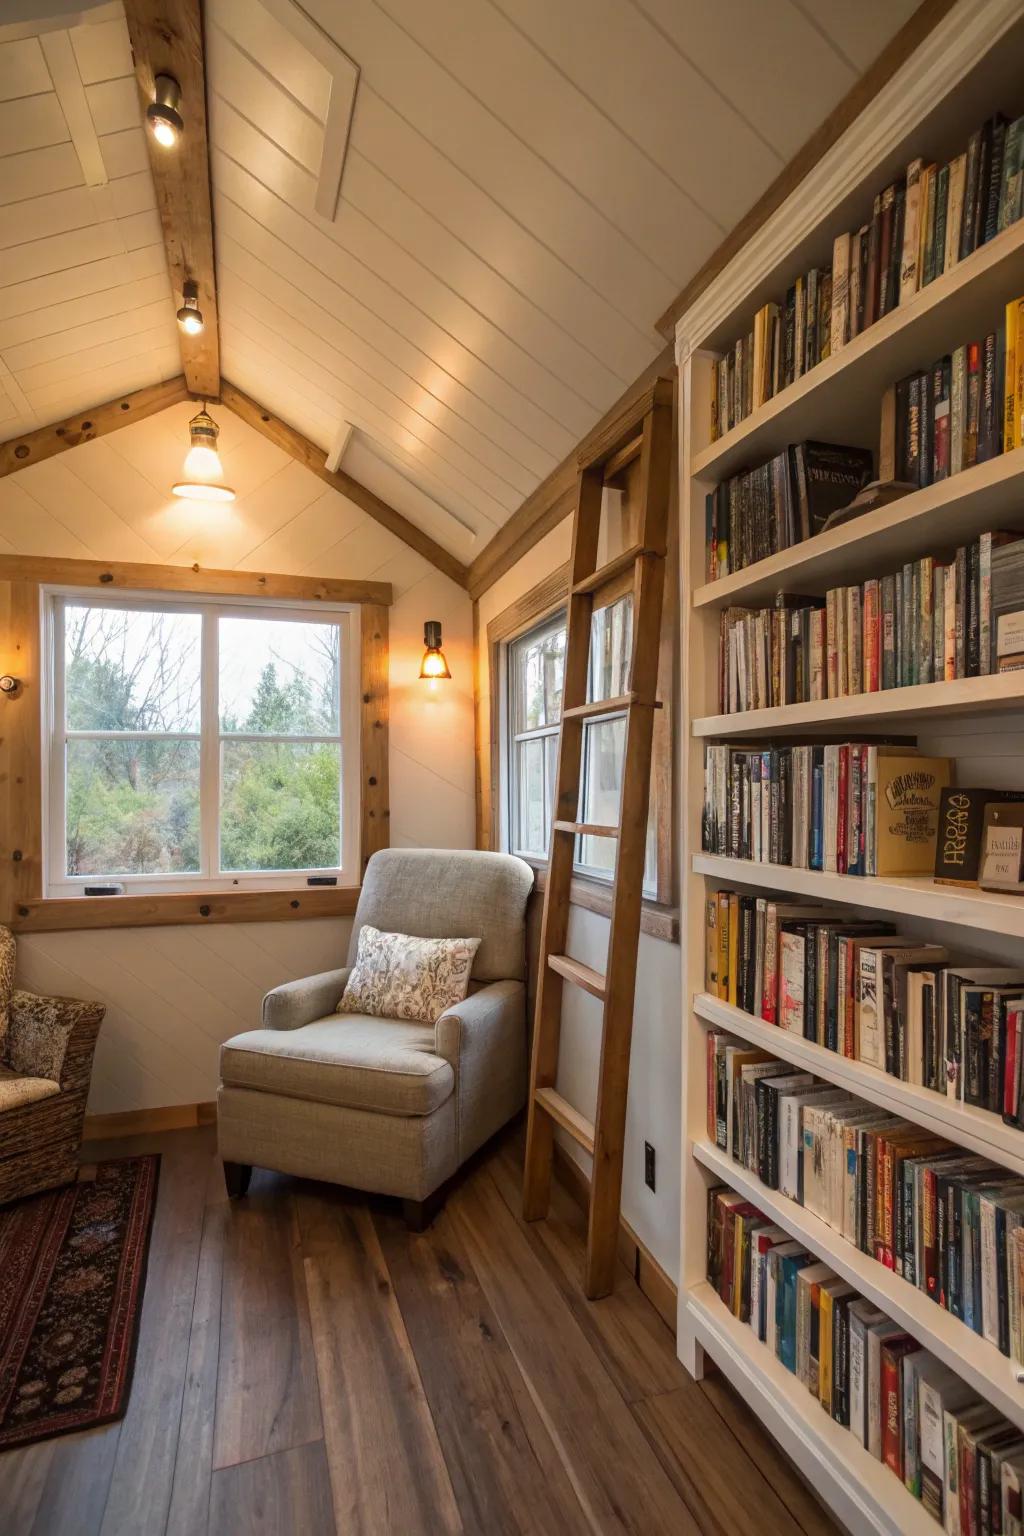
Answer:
[3,1126,840,1535]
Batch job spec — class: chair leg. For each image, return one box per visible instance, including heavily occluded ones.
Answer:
[223,1161,253,1199]
[402,1187,445,1232]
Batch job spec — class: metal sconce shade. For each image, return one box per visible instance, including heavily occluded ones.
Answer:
[171,406,236,503]
[176,279,204,335]
[146,74,183,148]
[419,620,451,680]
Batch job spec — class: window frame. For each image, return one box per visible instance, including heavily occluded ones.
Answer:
[485,555,676,927]
[43,586,362,898]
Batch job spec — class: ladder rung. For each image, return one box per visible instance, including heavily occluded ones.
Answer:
[548,953,607,1001]
[572,544,655,595]
[602,432,643,481]
[552,820,619,839]
[562,693,634,720]
[534,1087,595,1154]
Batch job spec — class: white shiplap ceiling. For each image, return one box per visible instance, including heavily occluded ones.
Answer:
[1,0,920,560]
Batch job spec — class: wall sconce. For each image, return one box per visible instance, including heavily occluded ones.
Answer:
[146,74,183,148]
[171,406,236,502]
[176,279,204,335]
[0,675,20,697]
[419,621,451,680]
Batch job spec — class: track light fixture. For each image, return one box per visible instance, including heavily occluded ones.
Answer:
[171,406,236,503]
[146,74,183,148]
[176,280,204,335]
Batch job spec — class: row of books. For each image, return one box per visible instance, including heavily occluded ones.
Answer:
[707,1039,1024,1363]
[716,531,1024,714]
[704,888,1024,1116]
[883,325,1012,493]
[702,742,950,876]
[709,112,1024,443]
[707,1184,1024,1530]
[703,440,872,581]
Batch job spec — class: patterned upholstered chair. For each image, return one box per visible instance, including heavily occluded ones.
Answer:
[0,928,106,1205]
[218,848,534,1227]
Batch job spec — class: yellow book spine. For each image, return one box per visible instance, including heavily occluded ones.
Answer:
[727,893,739,1007]
[1016,297,1024,450]
[819,1290,834,1411]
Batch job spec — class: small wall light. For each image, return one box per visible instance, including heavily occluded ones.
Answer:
[176,279,204,335]
[0,675,20,696]
[146,74,183,148]
[419,620,451,680]
[171,406,236,502]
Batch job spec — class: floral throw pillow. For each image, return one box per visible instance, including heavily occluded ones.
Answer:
[339,925,480,1025]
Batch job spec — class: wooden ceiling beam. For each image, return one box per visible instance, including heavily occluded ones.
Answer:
[0,377,190,478]
[124,0,220,397]
[220,382,470,588]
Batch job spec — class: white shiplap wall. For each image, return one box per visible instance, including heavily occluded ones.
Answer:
[2,0,922,561]
[3,398,475,1115]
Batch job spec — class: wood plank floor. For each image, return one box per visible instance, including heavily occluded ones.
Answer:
[2,1126,841,1536]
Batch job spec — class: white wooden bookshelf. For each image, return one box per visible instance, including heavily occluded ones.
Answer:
[685,1282,937,1536]
[676,7,1024,1530]
[695,992,1024,1178]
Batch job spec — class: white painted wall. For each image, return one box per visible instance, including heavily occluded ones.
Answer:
[3,400,476,1114]
[476,517,681,1281]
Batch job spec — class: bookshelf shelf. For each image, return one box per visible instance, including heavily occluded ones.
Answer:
[692,669,1024,738]
[691,217,1024,484]
[694,992,1024,1179]
[692,1140,1024,1437]
[691,855,1024,940]
[692,450,1024,611]
[677,15,1024,1529]
[686,1282,936,1536]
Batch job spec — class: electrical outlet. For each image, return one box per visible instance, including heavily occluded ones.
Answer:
[644,1141,656,1191]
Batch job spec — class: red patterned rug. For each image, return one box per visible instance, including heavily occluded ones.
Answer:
[0,1156,160,1450]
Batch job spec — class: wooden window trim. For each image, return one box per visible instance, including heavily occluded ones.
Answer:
[0,556,391,933]
[482,553,678,943]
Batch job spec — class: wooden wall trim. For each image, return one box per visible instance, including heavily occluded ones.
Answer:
[12,887,359,934]
[84,1100,216,1140]
[360,604,390,875]
[0,554,392,607]
[654,0,957,339]
[124,0,220,395]
[466,347,675,601]
[0,378,191,478]
[221,382,469,588]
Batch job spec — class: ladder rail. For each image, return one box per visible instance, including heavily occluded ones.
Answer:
[522,381,675,1297]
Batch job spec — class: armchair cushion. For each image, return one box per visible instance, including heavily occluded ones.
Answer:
[220,1013,454,1117]
[0,1064,60,1112]
[339,924,479,1024]
[6,991,76,1083]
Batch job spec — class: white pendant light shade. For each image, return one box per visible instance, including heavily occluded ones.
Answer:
[172,407,236,502]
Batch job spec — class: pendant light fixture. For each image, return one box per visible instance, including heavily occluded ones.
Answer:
[176,280,204,335]
[171,406,236,503]
[418,620,451,680]
[146,74,183,148]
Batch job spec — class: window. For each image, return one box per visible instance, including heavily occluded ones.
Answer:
[46,592,359,895]
[506,594,656,894]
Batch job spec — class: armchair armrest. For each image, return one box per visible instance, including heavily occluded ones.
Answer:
[434,980,527,1164]
[261,967,351,1031]
[9,989,105,1092]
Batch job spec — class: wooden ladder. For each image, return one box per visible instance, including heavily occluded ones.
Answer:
[522,377,674,1299]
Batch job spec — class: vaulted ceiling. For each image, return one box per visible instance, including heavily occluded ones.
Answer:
[1,0,921,563]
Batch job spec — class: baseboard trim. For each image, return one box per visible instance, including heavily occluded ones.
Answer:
[83,1101,217,1139]
[551,1143,678,1333]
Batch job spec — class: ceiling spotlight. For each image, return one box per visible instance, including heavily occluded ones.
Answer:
[146,74,183,148]
[171,406,236,503]
[176,280,204,335]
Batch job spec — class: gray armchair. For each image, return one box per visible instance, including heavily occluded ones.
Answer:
[217,848,534,1226]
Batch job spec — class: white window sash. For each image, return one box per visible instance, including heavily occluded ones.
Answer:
[45,588,361,896]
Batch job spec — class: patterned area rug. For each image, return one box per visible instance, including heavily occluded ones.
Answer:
[0,1156,160,1450]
